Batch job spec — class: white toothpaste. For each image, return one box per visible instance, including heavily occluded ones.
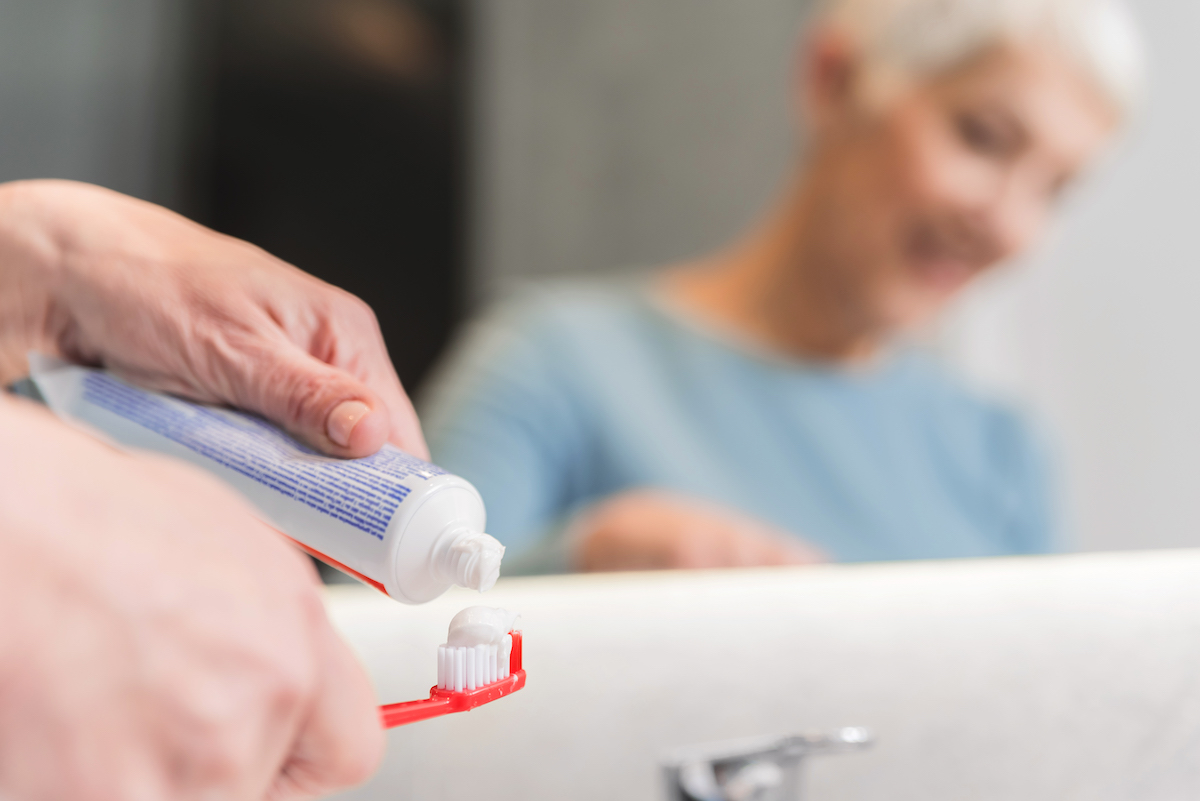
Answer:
[446,606,522,648]
[29,356,504,604]
[438,606,521,692]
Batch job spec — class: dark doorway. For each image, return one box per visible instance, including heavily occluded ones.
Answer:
[182,0,466,396]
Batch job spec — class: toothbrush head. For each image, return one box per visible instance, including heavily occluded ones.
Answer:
[438,630,518,692]
[379,617,525,728]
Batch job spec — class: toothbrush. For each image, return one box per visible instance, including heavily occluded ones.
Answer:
[379,626,526,727]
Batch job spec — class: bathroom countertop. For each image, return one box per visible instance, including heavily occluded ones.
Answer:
[326,550,1200,801]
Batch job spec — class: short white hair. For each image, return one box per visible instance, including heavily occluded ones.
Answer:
[817,0,1144,114]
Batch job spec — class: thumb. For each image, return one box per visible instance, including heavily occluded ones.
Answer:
[269,620,385,800]
[232,348,393,458]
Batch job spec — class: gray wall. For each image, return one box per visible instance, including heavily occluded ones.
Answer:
[469,0,811,298]
[469,0,1200,554]
[939,0,1200,553]
[0,0,190,204]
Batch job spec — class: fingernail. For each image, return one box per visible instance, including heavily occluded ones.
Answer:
[327,400,372,449]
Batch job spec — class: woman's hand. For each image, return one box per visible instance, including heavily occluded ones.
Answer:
[0,179,425,459]
[0,399,384,801]
[574,490,825,571]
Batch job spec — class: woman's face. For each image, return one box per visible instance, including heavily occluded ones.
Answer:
[801,41,1117,332]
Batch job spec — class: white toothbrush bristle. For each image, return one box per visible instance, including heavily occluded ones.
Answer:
[437,633,515,692]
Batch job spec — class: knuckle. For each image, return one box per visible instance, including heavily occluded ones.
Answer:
[342,292,377,324]
[183,706,256,787]
[338,291,381,329]
[292,580,330,623]
[266,654,316,714]
[325,290,384,345]
[279,368,338,428]
[215,615,321,723]
[200,743,251,789]
[257,622,322,711]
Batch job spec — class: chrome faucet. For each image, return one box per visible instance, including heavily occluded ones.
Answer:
[662,727,872,801]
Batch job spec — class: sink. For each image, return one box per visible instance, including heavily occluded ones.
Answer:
[325,551,1200,800]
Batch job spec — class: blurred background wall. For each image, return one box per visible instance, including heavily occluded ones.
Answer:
[0,0,467,392]
[2,0,1197,554]
[0,0,188,204]
[469,0,808,297]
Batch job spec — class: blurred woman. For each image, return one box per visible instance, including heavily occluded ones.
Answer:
[422,0,1143,572]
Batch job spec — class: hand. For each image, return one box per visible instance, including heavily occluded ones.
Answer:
[574,490,825,571]
[0,179,426,459]
[0,398,384,801]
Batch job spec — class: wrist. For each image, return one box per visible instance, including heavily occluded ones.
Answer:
[0,181,69,384]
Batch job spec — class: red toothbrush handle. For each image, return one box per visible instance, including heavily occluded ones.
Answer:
[379,631,526,729]
[379,695,455,727]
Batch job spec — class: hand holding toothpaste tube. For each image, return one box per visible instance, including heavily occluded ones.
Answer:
[0,178,426,460]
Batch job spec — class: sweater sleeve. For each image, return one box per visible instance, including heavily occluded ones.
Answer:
[418,294,592,567]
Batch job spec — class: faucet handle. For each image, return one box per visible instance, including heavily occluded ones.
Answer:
[777,726,873,758]
[663,727,873,801]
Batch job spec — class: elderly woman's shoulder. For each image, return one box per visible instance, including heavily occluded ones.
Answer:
[456,276,661,364]
[897,349,1050,456]
[423,276,652,394]
[484,275,649,329]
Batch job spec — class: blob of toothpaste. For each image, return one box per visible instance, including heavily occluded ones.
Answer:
[446,606,522,648]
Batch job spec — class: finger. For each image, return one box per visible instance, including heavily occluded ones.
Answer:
[363,365,429,460]
[223,346,394,459]
[670,526,727,569]
[316,299,431,460]
[755,533,821,566]
[268,621,384,801]
[725,528,767,567]
[718,526,799,567]
[778,538,826,565]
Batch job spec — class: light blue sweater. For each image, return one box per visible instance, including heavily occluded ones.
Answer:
[421,281,1055,572]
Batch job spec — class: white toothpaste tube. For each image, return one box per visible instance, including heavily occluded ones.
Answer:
[28,356,504,604]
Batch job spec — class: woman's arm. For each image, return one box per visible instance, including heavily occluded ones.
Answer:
[573,490,824,571]
[422,292,826,573]
[421,299,586,565]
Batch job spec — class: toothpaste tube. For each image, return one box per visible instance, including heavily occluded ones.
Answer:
[28,356,504,604]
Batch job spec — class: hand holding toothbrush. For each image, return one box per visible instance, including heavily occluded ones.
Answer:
[0,397,384,800]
